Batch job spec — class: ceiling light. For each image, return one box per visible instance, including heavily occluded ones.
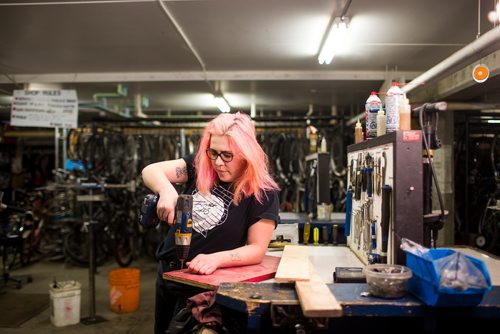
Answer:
[318,17,349,65]
[213,94,231,113]
[487,119,500,124]
[488,0,500,23]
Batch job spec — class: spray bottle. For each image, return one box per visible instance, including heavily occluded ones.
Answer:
[385,82,404,132]
[306,122,318,153]
[365,92,382,139]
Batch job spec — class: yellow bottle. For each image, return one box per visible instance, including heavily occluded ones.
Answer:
[400,98,411,131]
[354,119,363,144]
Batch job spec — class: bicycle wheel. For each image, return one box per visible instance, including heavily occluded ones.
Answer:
[64,226,110,267]
[63,229,88,266]
[114,232,135,267]
[6,235,21,270]
[477,210,500,252]
[19,230,34,266]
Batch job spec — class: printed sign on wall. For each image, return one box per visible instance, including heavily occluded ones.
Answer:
[10,90,78,128]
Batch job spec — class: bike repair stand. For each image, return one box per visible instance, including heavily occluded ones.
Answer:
[79,186,107,325]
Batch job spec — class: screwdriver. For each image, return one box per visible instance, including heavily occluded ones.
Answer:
[313,227,319,245]
[303,221,311,245]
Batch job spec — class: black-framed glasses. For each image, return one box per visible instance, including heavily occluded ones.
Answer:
[206,148,234,163]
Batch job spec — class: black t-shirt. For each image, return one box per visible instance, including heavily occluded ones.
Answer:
[156,154,280,263]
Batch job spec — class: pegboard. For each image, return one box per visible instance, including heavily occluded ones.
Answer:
[346,131,424,265]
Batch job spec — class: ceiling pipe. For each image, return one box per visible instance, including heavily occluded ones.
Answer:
[444,102,500,110]
[402,25,500,94]
[157,0,212,92]
[347,26,500,127]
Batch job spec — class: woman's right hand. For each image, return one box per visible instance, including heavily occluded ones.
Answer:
[157,190,178,225]
[141,158,188,225]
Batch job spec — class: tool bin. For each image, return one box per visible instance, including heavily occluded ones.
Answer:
[405,248,492,307]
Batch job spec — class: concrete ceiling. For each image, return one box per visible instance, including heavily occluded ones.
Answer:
[0,0,499,122]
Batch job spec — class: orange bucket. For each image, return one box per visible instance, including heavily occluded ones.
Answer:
[108,268,140,313]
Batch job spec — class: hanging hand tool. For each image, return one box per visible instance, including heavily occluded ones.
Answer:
[175,195,193,269]
[345,185,353,236]
[365,154,374,198]
[375,152,387,197]
[380,185,392,263]
[368,220,379,264]
[354,158,362,200]
[322,226,329,245]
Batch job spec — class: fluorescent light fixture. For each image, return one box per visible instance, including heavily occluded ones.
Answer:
[213,94,231,113]
[318,17,349,65]
[488,0,500,22]
[487,119,500,124]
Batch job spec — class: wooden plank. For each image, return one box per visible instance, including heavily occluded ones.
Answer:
[274,245,310,282]
[163,255,280,290]
[296,265,343,318]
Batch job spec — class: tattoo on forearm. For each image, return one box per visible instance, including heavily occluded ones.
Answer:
[230,252,242,261]
[175,167,186,179]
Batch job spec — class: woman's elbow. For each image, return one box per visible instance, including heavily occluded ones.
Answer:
[252,244,268,262]
[141,164,155,180]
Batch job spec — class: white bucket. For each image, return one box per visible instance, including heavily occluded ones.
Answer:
[49,280,82,327]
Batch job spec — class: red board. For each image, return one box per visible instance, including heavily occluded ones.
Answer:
[163,255,281,290]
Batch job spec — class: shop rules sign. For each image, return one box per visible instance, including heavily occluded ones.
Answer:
[10,90,78,128]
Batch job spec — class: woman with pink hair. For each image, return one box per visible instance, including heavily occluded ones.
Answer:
[142,111,280,333]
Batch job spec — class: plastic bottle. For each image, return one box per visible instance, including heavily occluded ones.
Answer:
[306,124,318,153]
[376,108,386,136]
[355,119,363,144]
[310,132,318,153]
[365,92,382,139]
[399,97,411,131]
[319,137,327,153]
[385,82,404,132]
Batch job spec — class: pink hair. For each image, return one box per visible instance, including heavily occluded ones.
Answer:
[194,112,279,205]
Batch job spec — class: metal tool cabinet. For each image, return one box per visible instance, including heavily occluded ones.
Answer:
[346,130,423,264]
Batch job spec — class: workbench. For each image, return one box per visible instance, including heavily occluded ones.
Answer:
[215,246,500,333]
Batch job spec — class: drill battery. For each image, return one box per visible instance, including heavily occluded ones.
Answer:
[139,193,160,228]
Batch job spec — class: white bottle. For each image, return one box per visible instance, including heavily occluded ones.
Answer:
[377,109,386,136]
[319,137,327,153]
[385,82,404,133]
[365,92,382,139]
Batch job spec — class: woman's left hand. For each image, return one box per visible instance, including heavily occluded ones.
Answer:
[186,254,220,275]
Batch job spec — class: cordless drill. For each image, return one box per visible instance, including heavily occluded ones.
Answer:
[174,195,193,269]
[139,194,193,269]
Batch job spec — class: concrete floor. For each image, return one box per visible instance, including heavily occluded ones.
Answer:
[0,255,158,333]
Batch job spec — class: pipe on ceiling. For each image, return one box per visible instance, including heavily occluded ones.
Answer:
[347,26,500,126]
[157,0,211,87]
[402,26,500,94]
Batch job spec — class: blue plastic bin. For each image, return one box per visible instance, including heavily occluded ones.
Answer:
[405,248,492,307]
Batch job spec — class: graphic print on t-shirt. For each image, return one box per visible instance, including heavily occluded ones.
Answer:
[192,185,233,237]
